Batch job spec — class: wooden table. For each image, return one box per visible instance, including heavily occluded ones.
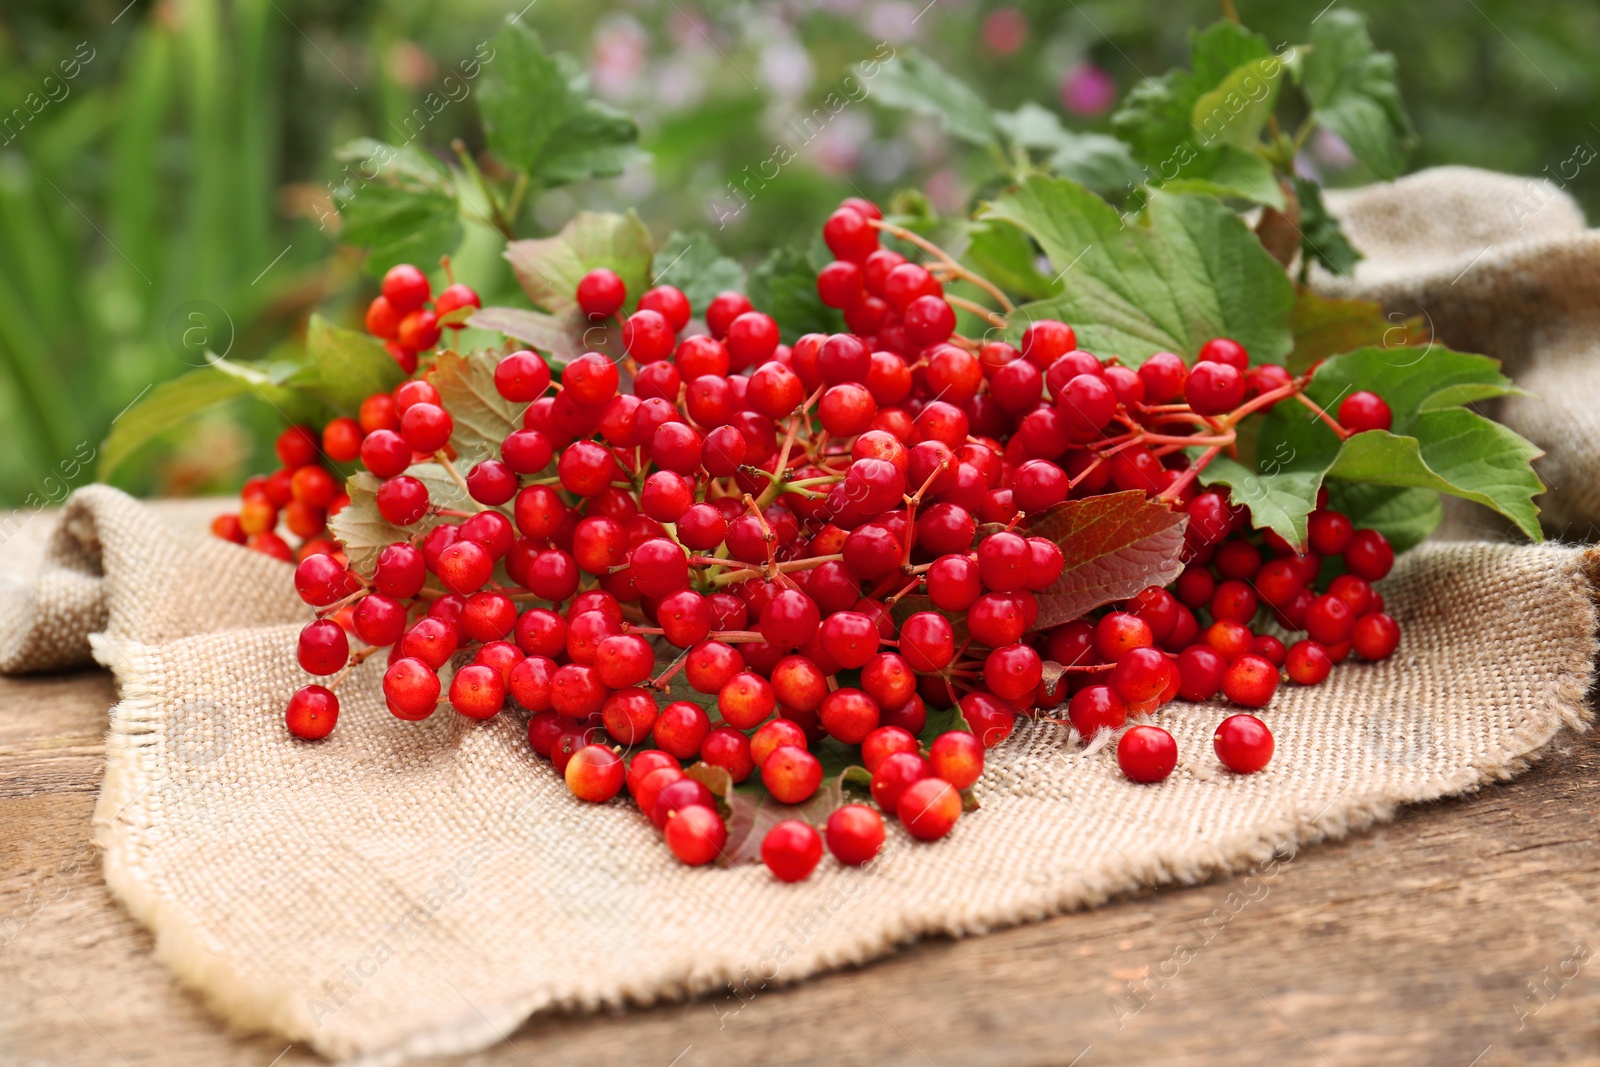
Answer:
[3,666,1598,1066]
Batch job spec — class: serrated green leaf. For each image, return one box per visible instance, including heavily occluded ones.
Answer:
[332,139,463,276]
[1189,20,1275,86]
[1190,54,1285,150]
[869,50,998,146]
[476,21,646,187]
[1291,177,1361,277]
[329,466,470,576]
[299,313,407,413]
[1302,10,1415,179]
[981,177,1294,365]
[1196,455,1325,547]
[1257,346,1544,542]
[651,232,747,313]
[1159,144,1286,208]
[747,247,841,343]
[1112,21,1272,167]
[505,210,652,317]
[917,704,974,748]
[1325,483,1441,552]
[429,348,526,468]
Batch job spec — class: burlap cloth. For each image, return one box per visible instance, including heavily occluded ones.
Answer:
[2,167,1598,1065]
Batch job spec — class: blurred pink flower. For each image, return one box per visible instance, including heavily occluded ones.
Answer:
[593,18,649,101]
[924,167,967,214]
[1059,63,1116,116]
[981,8,1028,56]
[1312,127,1356,169]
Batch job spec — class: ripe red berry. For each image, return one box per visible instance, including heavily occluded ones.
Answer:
[825,804,886,866]
[928,731,984,789]
[1137,352,1187,402]
[1117,725,1178,783]
[1221,653,1279,708]
[762,745,823,804]
[576,268,626,319]
[1214,714,1274,773]
[1285,640,1333,684]
[285,685,339,740]
[762,819,824,882]
[898,777,961,841]
[1338,391,1393,433]
[666,805,727,866]
[297,619,349,676]
[1068,684,1127,736]
[1307,510,1353,555]
[1343,528,1394,580]
[450,663,506,719]
[381,264,431,312]
[1351,612,1401,661]
[565,745,625,802]
[1186,361,1245,415]
[384,657,441,720]
[822,207,879,263]
[639,284,691,331]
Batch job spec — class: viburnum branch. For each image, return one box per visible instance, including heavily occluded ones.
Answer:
[944,294,1009,330]
[867,217,1016,313]
[1293,391,1351,439]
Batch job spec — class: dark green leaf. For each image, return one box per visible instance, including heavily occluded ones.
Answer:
[651,232,747,312]
[1301,10,1415,179]
[747,247,841,343]
[981,177,1295,365]
[869,50,998,146]
[1196,455,1326,547]
[1291,177,1362,277]
[1188,20,1275,86]
[332,139,462,276]
[476,21,646,187]
[1159,144,1286,208]
[1190,54,1286,150]
[504,210,653,316]
[962,220,1062,303]
[1256,346,1543,541]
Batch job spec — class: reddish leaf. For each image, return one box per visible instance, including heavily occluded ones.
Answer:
[1027,490,1187,631]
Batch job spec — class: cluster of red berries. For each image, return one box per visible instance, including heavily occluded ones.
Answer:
[231,194,1405,884]
[211,265,482,559]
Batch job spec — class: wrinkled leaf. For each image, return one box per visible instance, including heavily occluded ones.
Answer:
[429,348,525,469]
[1159,144,1286,208]
[476,22,646,187]
[1026,491,1189,630]
[1190,53,1285,150]
[1196,455,1326,547]
[651,231,747,313]
[333,138,463,276]
[981,177,1295,364]
[505,210,653,317]
[467,306,601,369]
[1301,10,1415,179]
[962,220,1062,303]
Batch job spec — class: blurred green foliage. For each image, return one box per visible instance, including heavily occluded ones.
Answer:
[0,0,1594,505]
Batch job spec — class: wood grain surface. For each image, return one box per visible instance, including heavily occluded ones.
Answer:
[2,665,1597,1067]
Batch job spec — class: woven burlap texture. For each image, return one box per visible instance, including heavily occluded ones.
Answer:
[1320,166,1600,535]
[0,166,1595,1066]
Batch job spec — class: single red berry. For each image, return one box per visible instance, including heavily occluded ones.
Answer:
[1307,510,1353,555]
[285,685,339,740]
[565,745,625,802]
[1338,391,1393,433]
[1068,685,1127,736]
[1343,528,1395,580]
[1351,612,1401,661]
[381,264,430,312]
[1214,714,1274,773]
[576,268,626,319]
[665,805,727,866]
[898,777,961,841]
[1176,645,1228,701]
[639,284,691,330]
[1117,725,1178,783]
[762,745,823,804]
[1186,361,1245,415]
[1221,653,1279,708]
[825,804,886,866]
[762,820,825,882]
[1285,640,1333,684]
[928,731,984,789]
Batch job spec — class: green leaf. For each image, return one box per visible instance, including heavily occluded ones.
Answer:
[917,703,974,748]
[1325,483,1441,552]
[429,348,526,467]
[504,210,653,317]
[962,221,1062,303]
[1159,144,1286,208]
[1196,455,1326,547]
[476,21,646,187]
[1301,10,1415,179]
[995,104,1143,195]
[1190,54,1286,150]
[1112,21,1272,165]
[869,50,998,146]
[1188,20,1275,86]
[296,314,407,414]
[651,232,747,313]
[332,139,463,276]
[1257,346,1544,542]
[981,177,1295,365]
[329,466,469,576]
[1291,177,1361,277]
[747,247,841,343]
